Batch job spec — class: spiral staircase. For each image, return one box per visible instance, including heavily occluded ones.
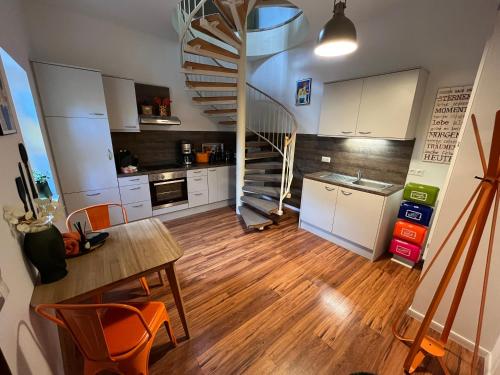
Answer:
[176,0,298,230]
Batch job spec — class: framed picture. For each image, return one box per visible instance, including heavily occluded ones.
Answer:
[296,78,312,106]
[0,54,17,135]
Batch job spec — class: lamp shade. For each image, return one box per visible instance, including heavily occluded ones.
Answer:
[315,2,358,57]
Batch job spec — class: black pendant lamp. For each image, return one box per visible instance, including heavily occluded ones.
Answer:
[315,0,358,57]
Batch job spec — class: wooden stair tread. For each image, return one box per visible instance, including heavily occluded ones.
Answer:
[243,185,281,198]
[219,120,237,125]
[213,0,248,33]
[244,173,282,182]
[205,108,237,114]
[185,38,239,62]
[246,151,280,160]
[187,81,237,90]
[239,206,273,230]
[183,62,237,74]
[241,196,279,215]
[245,162,283,170]
[193,96,237,102]
[191,14,241,48]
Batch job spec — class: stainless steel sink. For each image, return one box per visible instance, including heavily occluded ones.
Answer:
[318,172,393,191]
[351,178,393,190]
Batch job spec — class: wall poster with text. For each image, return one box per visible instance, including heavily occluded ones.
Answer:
[422,85,473,164]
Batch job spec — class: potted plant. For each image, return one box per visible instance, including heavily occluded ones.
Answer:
[3,198,67,284]
[34,171,52,198]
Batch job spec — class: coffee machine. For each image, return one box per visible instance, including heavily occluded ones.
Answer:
[181,141,194,166]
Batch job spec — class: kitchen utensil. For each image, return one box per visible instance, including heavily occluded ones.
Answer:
[15,177,29,212]
[18,162,36,217]
[18,143,38,199]
[196,152,209,164]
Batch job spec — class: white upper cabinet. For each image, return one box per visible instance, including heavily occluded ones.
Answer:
[318,69,427,140]
[45,117,118,194]
[102,76,140,133]
[32,62,108,118]
[319,79,363,137]
[356,69,427,139]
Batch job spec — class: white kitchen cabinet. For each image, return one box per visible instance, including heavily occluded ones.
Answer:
[119,183,151,205]
[32,62,107,118]
[123,201,153,222]
[118,175,149,187]
[187,169,207,178]
[319,79,363,137]
[318,69,427,140]
[188,176,208,193]
[102,75,140,133]
[45,117,118,194]
[300,179,339,233]
[188,190,209,208]
[63,187,124,227]
[208,166,235,203]
[331,187,385,249]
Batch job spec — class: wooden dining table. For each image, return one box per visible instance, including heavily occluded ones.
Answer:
[30,218,190,374]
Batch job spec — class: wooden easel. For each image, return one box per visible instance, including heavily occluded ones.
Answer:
[393,110,500,374]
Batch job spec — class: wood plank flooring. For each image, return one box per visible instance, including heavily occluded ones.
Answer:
[108,207,483,375]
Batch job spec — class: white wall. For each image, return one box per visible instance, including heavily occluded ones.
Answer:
[249,0,497,190]
[411,10,500,357]
[0,0,63,374]
[21,0,227,132]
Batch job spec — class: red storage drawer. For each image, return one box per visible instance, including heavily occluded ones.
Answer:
[389,238,422,263]
[393,219,427,246]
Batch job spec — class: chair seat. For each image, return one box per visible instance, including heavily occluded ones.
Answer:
[101,302,166,356]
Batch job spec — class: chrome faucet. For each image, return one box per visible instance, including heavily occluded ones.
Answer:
[355,169,362,182]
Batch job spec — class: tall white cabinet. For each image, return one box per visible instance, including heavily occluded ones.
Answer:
[33,61,122,224]
[318,69,428,140]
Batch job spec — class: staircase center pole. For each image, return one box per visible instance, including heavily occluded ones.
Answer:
[235,28,247,214]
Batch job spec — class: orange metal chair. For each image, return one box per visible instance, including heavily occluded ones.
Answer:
[66,203,162,296]
[35,302,176,375]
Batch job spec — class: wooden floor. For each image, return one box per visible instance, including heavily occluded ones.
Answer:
[110,207,483,375]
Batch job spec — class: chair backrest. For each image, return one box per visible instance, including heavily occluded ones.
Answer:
[35,303,152,362]
[66,203,128,232]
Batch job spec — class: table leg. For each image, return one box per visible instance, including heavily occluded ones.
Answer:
[165,262,190,338]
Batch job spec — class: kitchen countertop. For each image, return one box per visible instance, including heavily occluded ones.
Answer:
[117,161,236,178]
[304,171,403,197]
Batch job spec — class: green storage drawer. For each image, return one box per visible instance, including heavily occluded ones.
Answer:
[403,182,440,207]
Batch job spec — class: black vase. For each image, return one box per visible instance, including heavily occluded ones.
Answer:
[23,225,68,284]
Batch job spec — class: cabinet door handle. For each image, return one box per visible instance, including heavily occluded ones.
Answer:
[132,204,144,208]
[129,178,141,182]
[325,186,336,192]
[129,187,141,191]
[341,190,352,196]
[208,169,217,172]
[91,112,105,116]
[358,131,372,135]
[341,131,353,134]
[108,149,113,160]
[194,178,203,181]
[193,193,203,196]
[124,125,137,129]
[86,193,101,197]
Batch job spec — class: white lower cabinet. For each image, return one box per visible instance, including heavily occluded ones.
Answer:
[300,178,400,260]
[208,166,235,203]
[300,179,339,233]
[123,201,153,222]
[331,187,385,249]
[63,187,124,227]
[119,183,151,205]
[188,191,209,208]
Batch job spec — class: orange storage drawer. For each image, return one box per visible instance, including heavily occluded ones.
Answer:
[393,219,427,246]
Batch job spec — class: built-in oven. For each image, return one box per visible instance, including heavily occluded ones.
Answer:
[149,171,188,210]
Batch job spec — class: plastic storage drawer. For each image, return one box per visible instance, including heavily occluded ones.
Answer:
[403,183,440,207]
[393,219,428,246]
[398,202,434,227]
[389,238,422,263]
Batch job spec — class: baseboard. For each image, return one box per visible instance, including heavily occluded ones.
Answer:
[407,307,490,359]
[155,200,234,221]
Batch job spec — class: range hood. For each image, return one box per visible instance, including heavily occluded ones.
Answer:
[139,115,181,126]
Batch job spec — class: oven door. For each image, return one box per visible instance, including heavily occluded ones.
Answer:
[150,178,188,209]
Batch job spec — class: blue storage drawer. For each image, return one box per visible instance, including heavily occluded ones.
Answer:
[398,201,434,227]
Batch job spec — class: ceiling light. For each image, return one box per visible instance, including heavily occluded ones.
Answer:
[315,0,358,57]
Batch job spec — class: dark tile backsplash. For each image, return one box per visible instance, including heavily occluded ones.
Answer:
[111,130,236,166]
[289,134,415,205]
